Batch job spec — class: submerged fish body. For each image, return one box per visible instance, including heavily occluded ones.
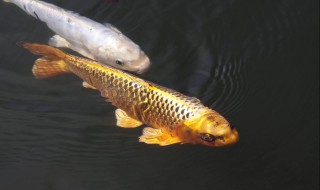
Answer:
[3,0,150,74]
[19,42,239,147]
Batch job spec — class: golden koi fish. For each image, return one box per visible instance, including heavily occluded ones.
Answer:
[19,42,239,147]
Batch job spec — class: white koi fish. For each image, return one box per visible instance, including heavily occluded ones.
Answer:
[3,0,151,74]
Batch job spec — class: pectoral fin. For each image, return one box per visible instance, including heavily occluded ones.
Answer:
[139,127,181,146]
[82,81,97,90]
[49,35,70,48]
[49,35,95,60]
[115,109,143,128]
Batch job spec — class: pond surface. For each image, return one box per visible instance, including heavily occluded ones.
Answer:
[0,0,318,190]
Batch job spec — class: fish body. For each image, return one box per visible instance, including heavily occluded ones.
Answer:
[3,0,150,73]
[19,42,239,147]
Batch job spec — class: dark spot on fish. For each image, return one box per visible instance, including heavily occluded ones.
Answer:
[207,116,214,121]
[23,4,27,10]
[140,102,148,110]
[67,18,71,23]
[33,11,39,20]
[115,60,123,65]
[200,133,216,142]
[186,112,190,118]
[175,106,180,112]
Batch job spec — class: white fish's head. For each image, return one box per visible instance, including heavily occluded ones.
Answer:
[112,49,151,74]
[98,33,151,74]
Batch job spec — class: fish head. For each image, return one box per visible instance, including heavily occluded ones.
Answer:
[99,33,151,74]
[177,112,239,147]
[118,50,150,74]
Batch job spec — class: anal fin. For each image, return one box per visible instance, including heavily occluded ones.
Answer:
[139,127,181,146]
[115,109,143,128]
[82,81,97,90]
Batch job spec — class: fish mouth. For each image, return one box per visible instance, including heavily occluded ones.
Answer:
[213,129,239,147]
[130,51,151,74]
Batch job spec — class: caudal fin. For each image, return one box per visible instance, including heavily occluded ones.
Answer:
[32,57,70,79]
[18,42,66,59]
[18,42,71,78]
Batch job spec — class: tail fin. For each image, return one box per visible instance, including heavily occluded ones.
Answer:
[18,42,71,78]
[32,57,70,79]
[17,42,66,60]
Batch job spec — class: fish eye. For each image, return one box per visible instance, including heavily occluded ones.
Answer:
[200,133,216,142]
[115,60,124,66]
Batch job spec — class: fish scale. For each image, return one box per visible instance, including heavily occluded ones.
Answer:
[66,54,203,130]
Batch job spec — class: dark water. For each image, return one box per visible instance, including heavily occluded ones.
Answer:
[0,0,318,190]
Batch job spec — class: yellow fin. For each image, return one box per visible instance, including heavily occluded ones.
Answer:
[115,109,143,128]
[32,57,70,79]
[18,42,70,79]
[82,81,97,89]
[139,127,181,146]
